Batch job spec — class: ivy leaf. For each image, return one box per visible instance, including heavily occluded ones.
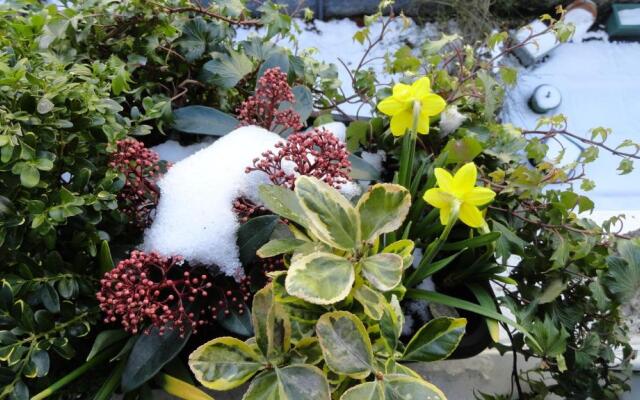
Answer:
[177,17,222,62]
[203,49,253,88]
[316,311,374,379]
[525,316,569,357]
[604,240,640,304]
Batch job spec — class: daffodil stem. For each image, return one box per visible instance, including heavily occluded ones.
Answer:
[406,203,459,287]
[398,101,421,189]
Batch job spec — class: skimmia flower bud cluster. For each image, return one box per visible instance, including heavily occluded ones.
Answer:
[109,138,166,229]
[246,128,351,189]
[236,67,303,133]
[97,251,211,336]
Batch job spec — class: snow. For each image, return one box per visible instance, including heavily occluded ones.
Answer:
[237,18,443,117]
[317,122,346,142]
[619,8,640,26]
[361,150,386,172]
[563,8,595,42]
[513,20,559,65]
[143,126,282,276]
[501,33,640,211]
[151,139,213,163]
[439,106,467,135]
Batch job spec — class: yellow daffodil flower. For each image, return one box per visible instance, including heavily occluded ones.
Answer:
[377,77,446,137]
[423,162,496,228]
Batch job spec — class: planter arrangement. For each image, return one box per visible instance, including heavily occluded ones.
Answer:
[1,1,639,400]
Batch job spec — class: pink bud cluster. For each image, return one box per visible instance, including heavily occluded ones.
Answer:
[97,251,211,336]
[246,128,352,189]
[236,67,303,133]
[232,197,267,223]
[109,138,166,229]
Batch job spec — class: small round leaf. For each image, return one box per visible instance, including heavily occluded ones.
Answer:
[285,252,354,305]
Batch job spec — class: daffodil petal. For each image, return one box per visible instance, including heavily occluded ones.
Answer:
[416,113,430,135]
[434,168,454,192]
[411,77,431,98]
[393,83,412,99]
[423,188,452,209]
[420,93,447,116]
[452,162,477,194]
[378,96,408,116]
[390,109,413,136]
[459,203,484,228]
[463,187,496,206]
[439,205,451,226]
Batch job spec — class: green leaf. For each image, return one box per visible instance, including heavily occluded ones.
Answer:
[122,327,191,392]
[189,336,263,391]
[30,350,49,377]
[538,279,567,304]
[361,253,403,291]
[155,373,215,400]
[349,154,381,181]
[295,176,360,250]
[98,241,115,274]
[203,49,253,88]
[443,137,483,164]
[357,184,411,242]
[289,338,323,365]
[402,317,466,361]
[217,303,253,337]
[441,232,501,251]
[40,283,60,313]
[243,365,331,400]
[237,215,279,265]
[257,238,306,258]
[467,284,500,342]
[316,311,373,379]
[87,329,128,361]
[285,252,354,305]
[257,50,289,80]
[525,316,569,357]
[251,283,290,361]
[259,184,307,228]
[172,106,239,136]
[176,17,221,62]
[291,85,313,122]
[604,240,640,303]
[353,284,385,320]
[20,165,39,188]
[405,289,539,350]
[36,98,54,114]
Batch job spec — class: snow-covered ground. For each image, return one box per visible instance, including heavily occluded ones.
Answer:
[501,30,640,226]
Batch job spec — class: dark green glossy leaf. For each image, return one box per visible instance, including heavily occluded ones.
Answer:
[172,106,239,136]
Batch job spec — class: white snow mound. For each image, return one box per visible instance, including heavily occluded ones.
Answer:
[143,126,281,276]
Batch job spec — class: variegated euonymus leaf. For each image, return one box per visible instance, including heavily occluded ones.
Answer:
[402,317,467,362]
[340,381,383,399]
[353,284,386,320]
[251,284,291,362]
[285,252,354,305]
[380,295,404,352]
[316,311,374,379]
[259,184,308,228]
[243,365,331,400]
[289,337,323,365]
[294,176,360,250]
[382,239,415,270]
[357,184,411,242]
[361,253,403,291]
[340,375,446,400]
[382,375,447,400]
[188,337,264,390]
